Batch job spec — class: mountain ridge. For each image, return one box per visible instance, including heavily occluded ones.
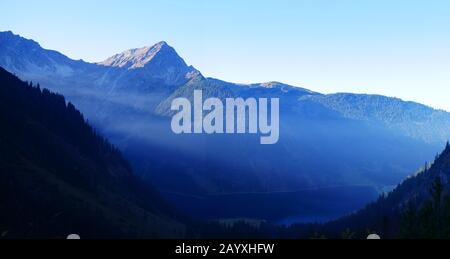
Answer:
[1,30,447,114]
[0,31,316,93]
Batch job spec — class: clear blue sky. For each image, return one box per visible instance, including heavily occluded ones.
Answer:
[1,0,449,110]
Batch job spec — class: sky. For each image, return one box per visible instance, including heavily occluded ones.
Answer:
[1,0,450,110]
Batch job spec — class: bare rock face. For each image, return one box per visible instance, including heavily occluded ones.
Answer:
[98,41,199,86]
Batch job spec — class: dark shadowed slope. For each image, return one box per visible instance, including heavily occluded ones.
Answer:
[0,67,185,239]
[321,142,450,238]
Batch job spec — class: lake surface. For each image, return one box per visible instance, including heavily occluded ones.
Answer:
[162,185,379,224]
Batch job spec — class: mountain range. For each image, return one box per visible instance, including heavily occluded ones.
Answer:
[1,30,450,223]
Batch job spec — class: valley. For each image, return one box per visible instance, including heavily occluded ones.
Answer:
[162,185,378,224]
[1,30,450,226]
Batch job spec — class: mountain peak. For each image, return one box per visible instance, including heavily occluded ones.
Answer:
[0,30,16,38]
[98,41,177,69]
[259,81,285,88]
[155,40,168,46]
[0,30,40,48]
[0,30,14,36]
[97,40,200,86]
[252,81,319,95]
